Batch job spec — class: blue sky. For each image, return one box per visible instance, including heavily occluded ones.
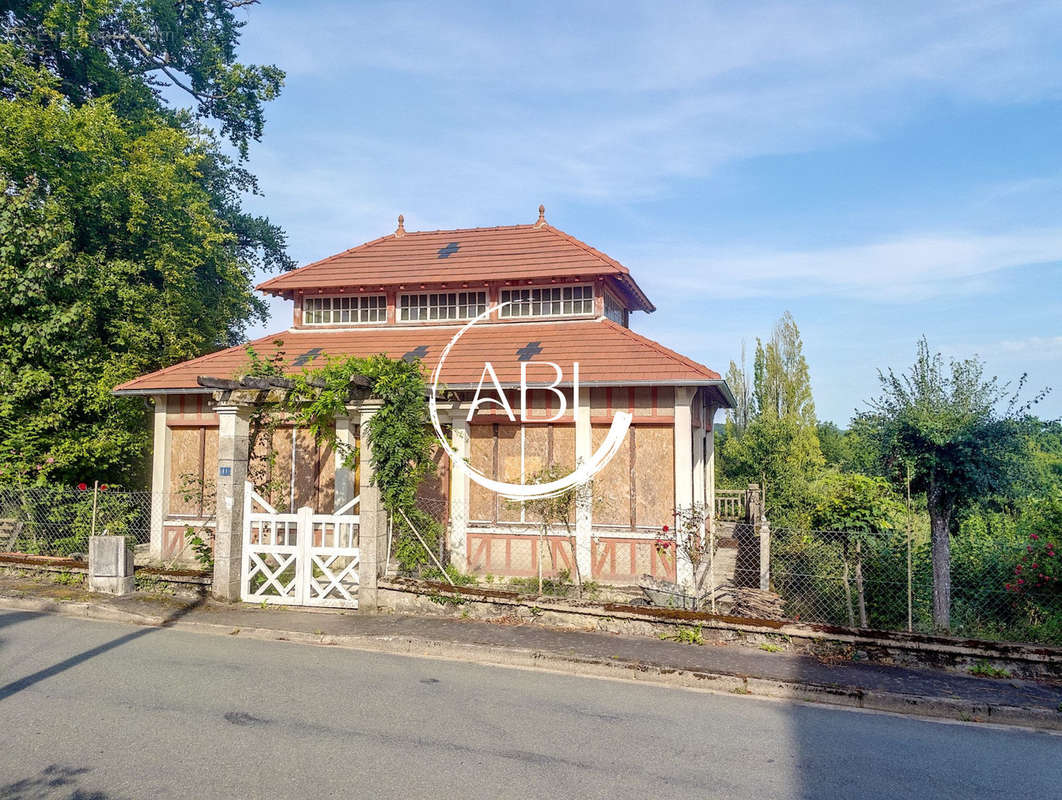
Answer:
[226,0,1062,423]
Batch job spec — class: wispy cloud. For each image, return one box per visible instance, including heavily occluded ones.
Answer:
[971,335,1062,361]
[637,229,1062,301]
[241,0,1062,207]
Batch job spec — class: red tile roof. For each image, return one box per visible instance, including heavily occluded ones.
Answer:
[256,221,655,312]
[113,319,722,394]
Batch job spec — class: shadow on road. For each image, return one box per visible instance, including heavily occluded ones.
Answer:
[0,610,40,631]
[0,764,120,800]
[0,597,206,703]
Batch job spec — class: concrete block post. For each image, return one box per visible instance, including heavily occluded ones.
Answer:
[574,400,593,581]
[448,416,470,572]
[212,404,250,602]
[357,403,388,613]
[673,387,695,589]
[149,395,171,562]
[759,521,771,591]
[88,535,134,595]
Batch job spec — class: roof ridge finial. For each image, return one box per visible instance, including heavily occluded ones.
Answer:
[534,204,546,228]
[395,214,405,237]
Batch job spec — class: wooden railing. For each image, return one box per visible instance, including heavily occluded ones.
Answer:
[713,485,764,522]
[714,490,747,522]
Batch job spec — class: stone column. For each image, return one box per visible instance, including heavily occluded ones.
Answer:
[693,392,706,509]
[357,403,388,612]
[673,387,695,589]
[334,414,356,512]
[448,416,470,571]
[212,404,250,602]
[705,404,717,525]
[574,400,593,580]
[149,395,172,562]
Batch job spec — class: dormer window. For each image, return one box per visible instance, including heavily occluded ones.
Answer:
[303,294,386,325]
[399,291,488,322]
[499,284,594,318]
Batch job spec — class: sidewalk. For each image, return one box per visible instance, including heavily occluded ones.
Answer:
[1,573,1060,731]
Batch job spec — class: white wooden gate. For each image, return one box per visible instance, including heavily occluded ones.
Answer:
[241,483,361,608]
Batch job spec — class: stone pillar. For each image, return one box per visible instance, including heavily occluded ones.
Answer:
[693,393,706,509]
[705,404,717,526]
[448,416,470,571]
[334,414,356,512]
[574,400,593,580]
[673,387,695,589]
[357,403,388,612]
[149,395,172,562]
[212,404,250,602]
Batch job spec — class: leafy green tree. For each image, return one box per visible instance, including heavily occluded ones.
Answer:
[724,341,753,435]
[720,416,823,527]
[721,312,823,526]
[855,337,1044,629]
[816,421,848,468]
[753,311,816,425]
[810,472,904,627]
[1,0,283,157]
[811,472,903,533]
[0,1,289,485]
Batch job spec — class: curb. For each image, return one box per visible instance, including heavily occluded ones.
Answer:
[3,595,1060,732]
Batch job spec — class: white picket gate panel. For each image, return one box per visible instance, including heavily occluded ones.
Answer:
[241,484,360,608]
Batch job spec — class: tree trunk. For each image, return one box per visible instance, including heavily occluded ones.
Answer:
[854,538,867,628]
[563,521,582,600]
[841,556,855,627]
[538,526,545,595]
[927,481,952,631]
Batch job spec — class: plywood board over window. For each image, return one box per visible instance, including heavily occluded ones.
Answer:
[591,424,631,527]
[169,427,204,515]
[634,425,674,529]
[497,424,521,522]
[469,424,495,522]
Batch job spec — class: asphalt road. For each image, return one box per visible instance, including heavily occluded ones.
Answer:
[0,610,1058,800]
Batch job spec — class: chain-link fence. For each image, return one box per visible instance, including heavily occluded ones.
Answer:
[732,523,1062,646]
[0,484,152,558]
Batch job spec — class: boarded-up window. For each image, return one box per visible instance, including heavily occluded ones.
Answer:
[169,427,205,515]
[634,426,674,529]
[469,424,495,522]
[591,424,631,527]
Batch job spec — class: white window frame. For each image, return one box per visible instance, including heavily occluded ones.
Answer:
[398,290,488,322]
[498,284,595,319]
[302,294,387,325]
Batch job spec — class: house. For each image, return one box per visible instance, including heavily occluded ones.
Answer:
[114,207,735,605]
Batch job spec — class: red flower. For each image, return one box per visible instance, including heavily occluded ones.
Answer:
[662,525,669,533]
[1030,533,1040,540]
[99,484,108,492]
[1018,578,1024,584]
[77,482,87,491]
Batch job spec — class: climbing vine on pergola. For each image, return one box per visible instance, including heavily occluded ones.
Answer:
[199,343,443,570]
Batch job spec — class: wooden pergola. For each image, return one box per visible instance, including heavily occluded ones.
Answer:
[194,374,387,610]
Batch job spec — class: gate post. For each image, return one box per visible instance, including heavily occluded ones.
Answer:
[448,416,470,572]
[213,403,250,602]
[357,403,388,612]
